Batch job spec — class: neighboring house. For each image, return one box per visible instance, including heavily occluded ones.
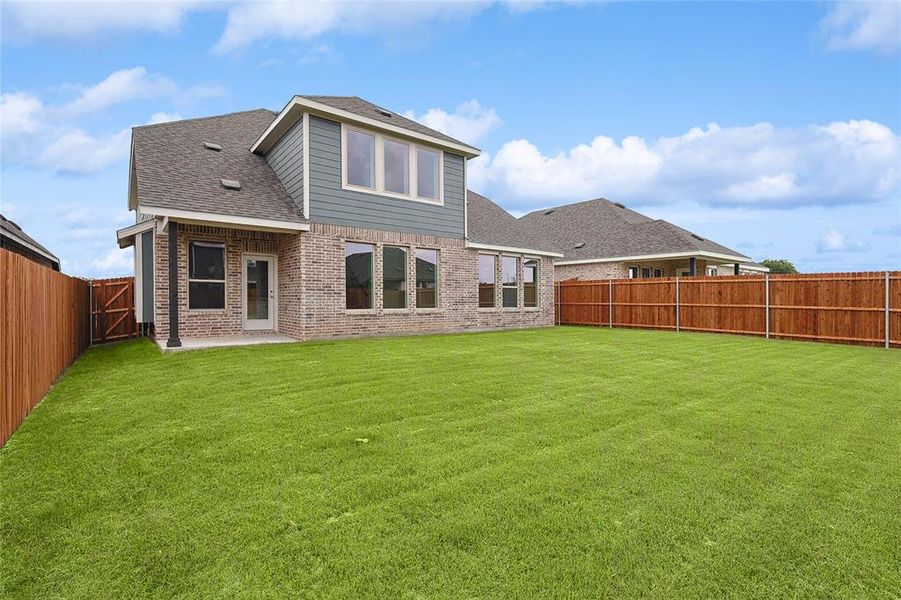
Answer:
[117,96,561,347]
[517,199,768,280]
[0,214,60,271]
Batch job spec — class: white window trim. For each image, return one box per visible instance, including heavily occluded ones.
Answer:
[414,248,440,310]
[187,240,227,311]
[628,266,639,279]
[478,253,498,310]
[501,254,519,310]
[523,257,539,309]
[341,123,444,206]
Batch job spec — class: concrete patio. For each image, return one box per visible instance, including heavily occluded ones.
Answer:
[155,333,296,352]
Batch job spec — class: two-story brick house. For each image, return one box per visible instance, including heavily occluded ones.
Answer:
[116,96,562,347]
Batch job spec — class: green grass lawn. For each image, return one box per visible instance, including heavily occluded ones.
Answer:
[2,328,899,598]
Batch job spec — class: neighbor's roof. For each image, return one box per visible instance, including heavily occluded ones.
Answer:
[0,214,60,264]
[518,198,750,262]
[130,109,306,224]
[466,191,561,255]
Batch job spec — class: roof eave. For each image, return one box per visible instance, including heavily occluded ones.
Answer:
[557,250,752,265]
[465,241,564,258]
[250,96,481,158]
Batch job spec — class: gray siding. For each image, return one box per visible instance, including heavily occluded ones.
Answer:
[266,117,304,216]
[140,230,154,322]
[308,115,465,238]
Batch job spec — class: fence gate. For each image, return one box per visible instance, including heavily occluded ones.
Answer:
[91,277,141,344]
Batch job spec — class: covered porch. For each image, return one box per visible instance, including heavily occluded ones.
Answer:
[119,210,308,349]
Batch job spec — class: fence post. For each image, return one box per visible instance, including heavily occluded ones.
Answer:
[765,274,770,340]
[675,277,680,332]
[886,271,891,349]
[608,279,613,328]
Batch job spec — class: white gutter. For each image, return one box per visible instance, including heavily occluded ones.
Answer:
[251,96,481,158]
[556,250,751,266]
[116,220,155,248]
[137,205,310,233]
[465,241,564,258]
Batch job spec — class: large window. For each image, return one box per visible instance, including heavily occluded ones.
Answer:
[501,256,518,308]
[478,254,496,308]
[383,246,408,309]
[384,139,409,195]
[415,248,438,308]
[417,147,440,200]
[523,258,538,308]
[345,242,374,309]
[188,241,225,309]
[346,130,375,189]
[343,125,443,203]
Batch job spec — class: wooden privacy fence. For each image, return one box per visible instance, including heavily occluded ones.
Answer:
[91,277,140,344]
[1,249,91,446]
[555,271,901,348]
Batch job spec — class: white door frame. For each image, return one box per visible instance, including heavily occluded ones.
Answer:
[242,253,277,331]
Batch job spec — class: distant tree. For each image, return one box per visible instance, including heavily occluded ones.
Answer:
[761,259,799,274]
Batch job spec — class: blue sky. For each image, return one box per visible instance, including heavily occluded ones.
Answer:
[1,0,899,276]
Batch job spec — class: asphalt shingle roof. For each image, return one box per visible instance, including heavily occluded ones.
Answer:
[132,109,305,223]
[466,191,559,254]
[0,214,59,262]
[305,96,470,148]
[517,197,749,261]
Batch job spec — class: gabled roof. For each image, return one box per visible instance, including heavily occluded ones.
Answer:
[518,197,749,262]
[0,214,60,266]
[466,191,562,256]
[251,95,481,158]
[130,109,306,226]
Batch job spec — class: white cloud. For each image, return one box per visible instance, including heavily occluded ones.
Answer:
[3,0,197,39]
[148,112,182,125]
[59,67,177,117]
[38,128,132,174]
[821,1,901,54]
[816,228,872,253]
[472,119,900,211]
[0,92,44,136]
[214,0,489,54]
[403,100,502,145]
[92,247,133,274]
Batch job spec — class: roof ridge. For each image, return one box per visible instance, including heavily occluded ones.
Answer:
[133,108,275,131]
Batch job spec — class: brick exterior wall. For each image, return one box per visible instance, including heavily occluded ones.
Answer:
[555,259,714,281]
[153,221,554,342]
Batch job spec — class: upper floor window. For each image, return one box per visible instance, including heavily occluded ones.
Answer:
[342,125,443,204]
[346,130,375,189]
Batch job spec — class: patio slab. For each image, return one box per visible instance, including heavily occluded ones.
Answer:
[156,333,296,352]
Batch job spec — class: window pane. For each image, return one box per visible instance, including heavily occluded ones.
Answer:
[384,139,409,194]
[641,267,651,278]
[524,259,538,308]
[347,130,375,188]
[415,248,438,308]
[502,256,518,308]
[189,242,224,280]
[383,246,407,309]
[654,268,663,278]
[416,148,439,200]
[478,254,496,308]
[246,259,269,320]
[345,242,373,309]
[189,281,224,309]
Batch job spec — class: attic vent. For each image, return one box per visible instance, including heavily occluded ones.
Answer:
[574,242,586,249]
[220,179,241,190]
[613,202,625,209]
[376,109,392,117]
[204,142,222,151]
[691,233,705,241]
[543,209,555,215]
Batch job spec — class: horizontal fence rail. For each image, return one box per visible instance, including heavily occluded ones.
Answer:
[1,249,92,446]
[555,271,900,349]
